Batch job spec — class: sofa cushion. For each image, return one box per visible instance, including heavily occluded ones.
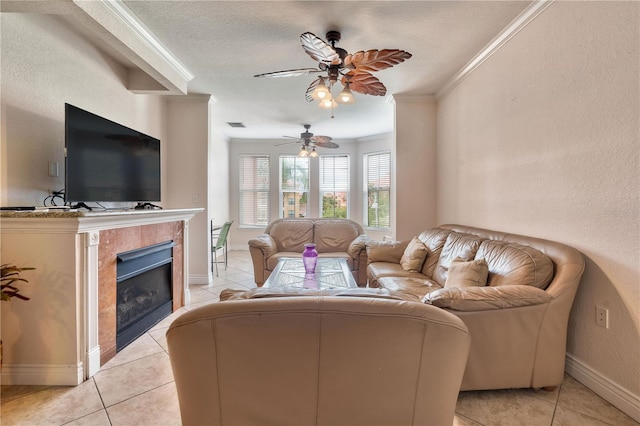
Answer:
[367,262,426,288]
[417,228,451,278]
[476,240,554,289]
[269,219,314,252]
[400,237,428,272]
[314,219,362,253]
[377,277,442,301]
[366,240,409,264]
[445,258,489,288]
[433,232,485,286]
[423,285,552,311]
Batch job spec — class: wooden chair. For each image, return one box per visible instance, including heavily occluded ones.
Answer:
[211,221,232,276]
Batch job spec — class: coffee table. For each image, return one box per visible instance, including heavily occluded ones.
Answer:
[263,257,358,289]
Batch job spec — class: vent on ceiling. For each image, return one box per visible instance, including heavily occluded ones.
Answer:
[227,122,245,128]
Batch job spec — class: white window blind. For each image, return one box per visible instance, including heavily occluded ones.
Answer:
[239,155,270,226]
[364,151,390,228]
[320,155,349,218]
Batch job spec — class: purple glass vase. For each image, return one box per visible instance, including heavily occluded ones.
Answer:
[302,243,318,273]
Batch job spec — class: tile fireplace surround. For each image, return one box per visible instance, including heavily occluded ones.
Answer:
[0,208,202,387]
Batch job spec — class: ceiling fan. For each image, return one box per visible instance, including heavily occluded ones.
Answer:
[278,124,338,157]
[254,31,412,111]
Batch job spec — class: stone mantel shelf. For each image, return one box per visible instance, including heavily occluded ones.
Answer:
[0,208,204,232]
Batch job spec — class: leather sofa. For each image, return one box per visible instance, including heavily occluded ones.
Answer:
[366,224,585,391]
[248,218,369,287]
[166,295,471,426]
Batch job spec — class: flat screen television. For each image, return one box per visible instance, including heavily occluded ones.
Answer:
[65,103,161,206]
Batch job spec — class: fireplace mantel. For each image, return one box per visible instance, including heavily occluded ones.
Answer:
[0,208,202,386]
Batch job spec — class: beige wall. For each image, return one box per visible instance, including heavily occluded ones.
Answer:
[165,96,211,283]
[436,0,639,401]
[394,95,437,240]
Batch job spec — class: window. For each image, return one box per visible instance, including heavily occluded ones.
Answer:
[320,155,349,218]
[239,155,270,226]
[364,151,390,228]
[280,156,309,218]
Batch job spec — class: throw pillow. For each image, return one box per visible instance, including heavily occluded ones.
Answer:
[400,237,428,272]
[445,257,489,288]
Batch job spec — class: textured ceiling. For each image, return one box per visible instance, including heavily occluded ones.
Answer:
[122,1,532,140]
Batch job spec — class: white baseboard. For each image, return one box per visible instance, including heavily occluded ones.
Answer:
[566,354,640,423]
[1,363,83,386]
[189,273,211,285]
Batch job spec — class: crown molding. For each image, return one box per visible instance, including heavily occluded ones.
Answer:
[388,94,436,104]
[436,0,554,99]
[97,0,194,82]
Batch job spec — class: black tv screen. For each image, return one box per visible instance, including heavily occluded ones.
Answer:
[65,103,161,203]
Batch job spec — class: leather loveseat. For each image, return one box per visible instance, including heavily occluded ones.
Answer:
[248,218,369,287]
[365,224,585,392]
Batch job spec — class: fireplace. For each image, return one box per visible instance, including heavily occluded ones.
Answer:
[116,241,175,351]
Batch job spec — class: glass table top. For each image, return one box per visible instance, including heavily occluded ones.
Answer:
[264,257,357,289]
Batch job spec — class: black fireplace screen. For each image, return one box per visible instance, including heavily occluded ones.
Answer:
[116,241,175,351]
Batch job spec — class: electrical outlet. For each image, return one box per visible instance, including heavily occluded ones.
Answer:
[596,306,609,329]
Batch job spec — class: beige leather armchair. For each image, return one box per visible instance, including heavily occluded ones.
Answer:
[167,296,471,426]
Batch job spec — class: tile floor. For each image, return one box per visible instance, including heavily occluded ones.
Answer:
[1,250,637,426]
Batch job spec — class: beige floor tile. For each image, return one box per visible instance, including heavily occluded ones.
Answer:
[93,351,174,407]
[188,287,220,304]
[101,333,163,370]
[106,382,181,426]
[456,388,556,426]
[552,406,614,426]
[0,379,103,425]
[556,376,639,426]
[0,384,52,404]
[147,327,170,352]
[64,409,111,426]
[454,412,483,426]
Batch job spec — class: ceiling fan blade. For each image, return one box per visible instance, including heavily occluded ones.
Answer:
[254,68,322,78]
[305,77,321,102]
[300,32,341,65]
[310,135,333,144]
[343,72,387,96]
[314,140,340,149]
[275,139,301,146]
[344,49,412,73]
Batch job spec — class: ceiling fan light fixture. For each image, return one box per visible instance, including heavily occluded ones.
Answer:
[298,145,309,157]
[336,82,355,104]
[309,147,319,158]
[311,78,330,100]
[319,97,337,109]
